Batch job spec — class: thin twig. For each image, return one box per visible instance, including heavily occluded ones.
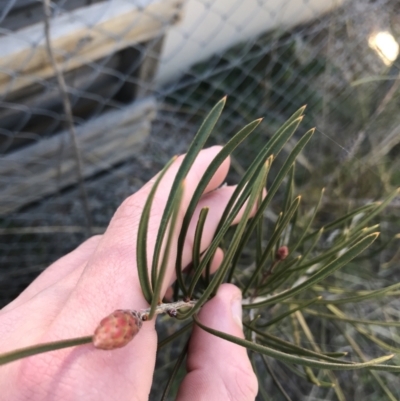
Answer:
[42,0,92,236]
[139,300,197,320]
[138,297,268,320]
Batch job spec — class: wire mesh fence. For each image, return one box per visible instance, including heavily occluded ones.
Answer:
[0,0,399,336]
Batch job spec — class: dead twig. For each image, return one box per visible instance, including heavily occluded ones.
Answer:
[42,0,92,236]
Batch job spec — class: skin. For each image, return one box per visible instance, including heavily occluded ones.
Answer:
[0,146,259,400]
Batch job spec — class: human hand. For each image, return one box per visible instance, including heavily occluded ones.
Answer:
[0,146,258,400]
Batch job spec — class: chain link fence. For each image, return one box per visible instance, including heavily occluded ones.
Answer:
[1,0,399,312]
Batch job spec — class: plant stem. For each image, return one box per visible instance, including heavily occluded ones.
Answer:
[139,300,197,320]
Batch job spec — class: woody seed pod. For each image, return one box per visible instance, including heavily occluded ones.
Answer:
[93,309,142,350]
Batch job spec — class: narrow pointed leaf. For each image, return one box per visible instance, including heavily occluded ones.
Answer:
[252,355,277,401]
[152,97,226,290]
[351,188,399,232]
[257,297,321,328]
[261,355,294,401]
[230,129,315,281]
[181,162,270,318]
[161,339,189,401]
[194,315,393,370]
[304,366,335,387]
[290,225,378,274]
[175,117,262,293]
[137,157,176,303]
[244,233,379,308]
[188,207,210,295]
[245,128,315,237]
[246,324,351,364]
[305,308,400,327]
[0,336,92,366]
[256,189,264,265]
[149,182,184,319]
[258,255,303,294]
[304,203,377,241]
[283,165,295,217]
[290,188,324,256]
[216,113,305,238]
[314,282,400,304]
[227,156,273,282]
[157,322,192,350]
[244,196,301,294]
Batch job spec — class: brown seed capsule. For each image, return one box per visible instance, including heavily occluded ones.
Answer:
[275,246,289,261]
[93,309,142,350]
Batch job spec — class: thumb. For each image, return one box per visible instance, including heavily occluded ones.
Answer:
[177,284,258,401]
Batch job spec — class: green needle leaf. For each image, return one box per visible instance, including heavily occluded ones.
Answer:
[188,207,210,295]
[246,324,350,364]
[290,188,325,256]
[194,315,393,370]
[181,161,270,318]
[137,156,176,303]
[244,196,301,294]
[217,115,305,239]
[256,297,321,328]
[261,355,294,401]
[149,182,184,319]
[351,188,399,232]
[244,233,379,308]
[192,207,209,272]
[304,202,377,241]
[314,282,400,305]
[152,97,226,292]
[305,308,400,327]
[175,117,263,294]
[161,339,189,401]
[157,322,193,350]
[0,336,92,366]
[231,129,315,284]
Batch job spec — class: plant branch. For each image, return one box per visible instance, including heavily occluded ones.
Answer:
[139,300,197,320]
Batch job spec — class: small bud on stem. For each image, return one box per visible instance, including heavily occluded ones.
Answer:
[275,245,289,261]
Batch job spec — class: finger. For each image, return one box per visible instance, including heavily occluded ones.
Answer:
[177,284,258,401]
[1,235,102,313]
[20,147,230,400]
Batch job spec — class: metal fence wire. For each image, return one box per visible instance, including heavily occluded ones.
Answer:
[0,0,400,306]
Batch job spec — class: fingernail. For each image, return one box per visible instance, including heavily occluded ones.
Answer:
[231,295,243,329]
